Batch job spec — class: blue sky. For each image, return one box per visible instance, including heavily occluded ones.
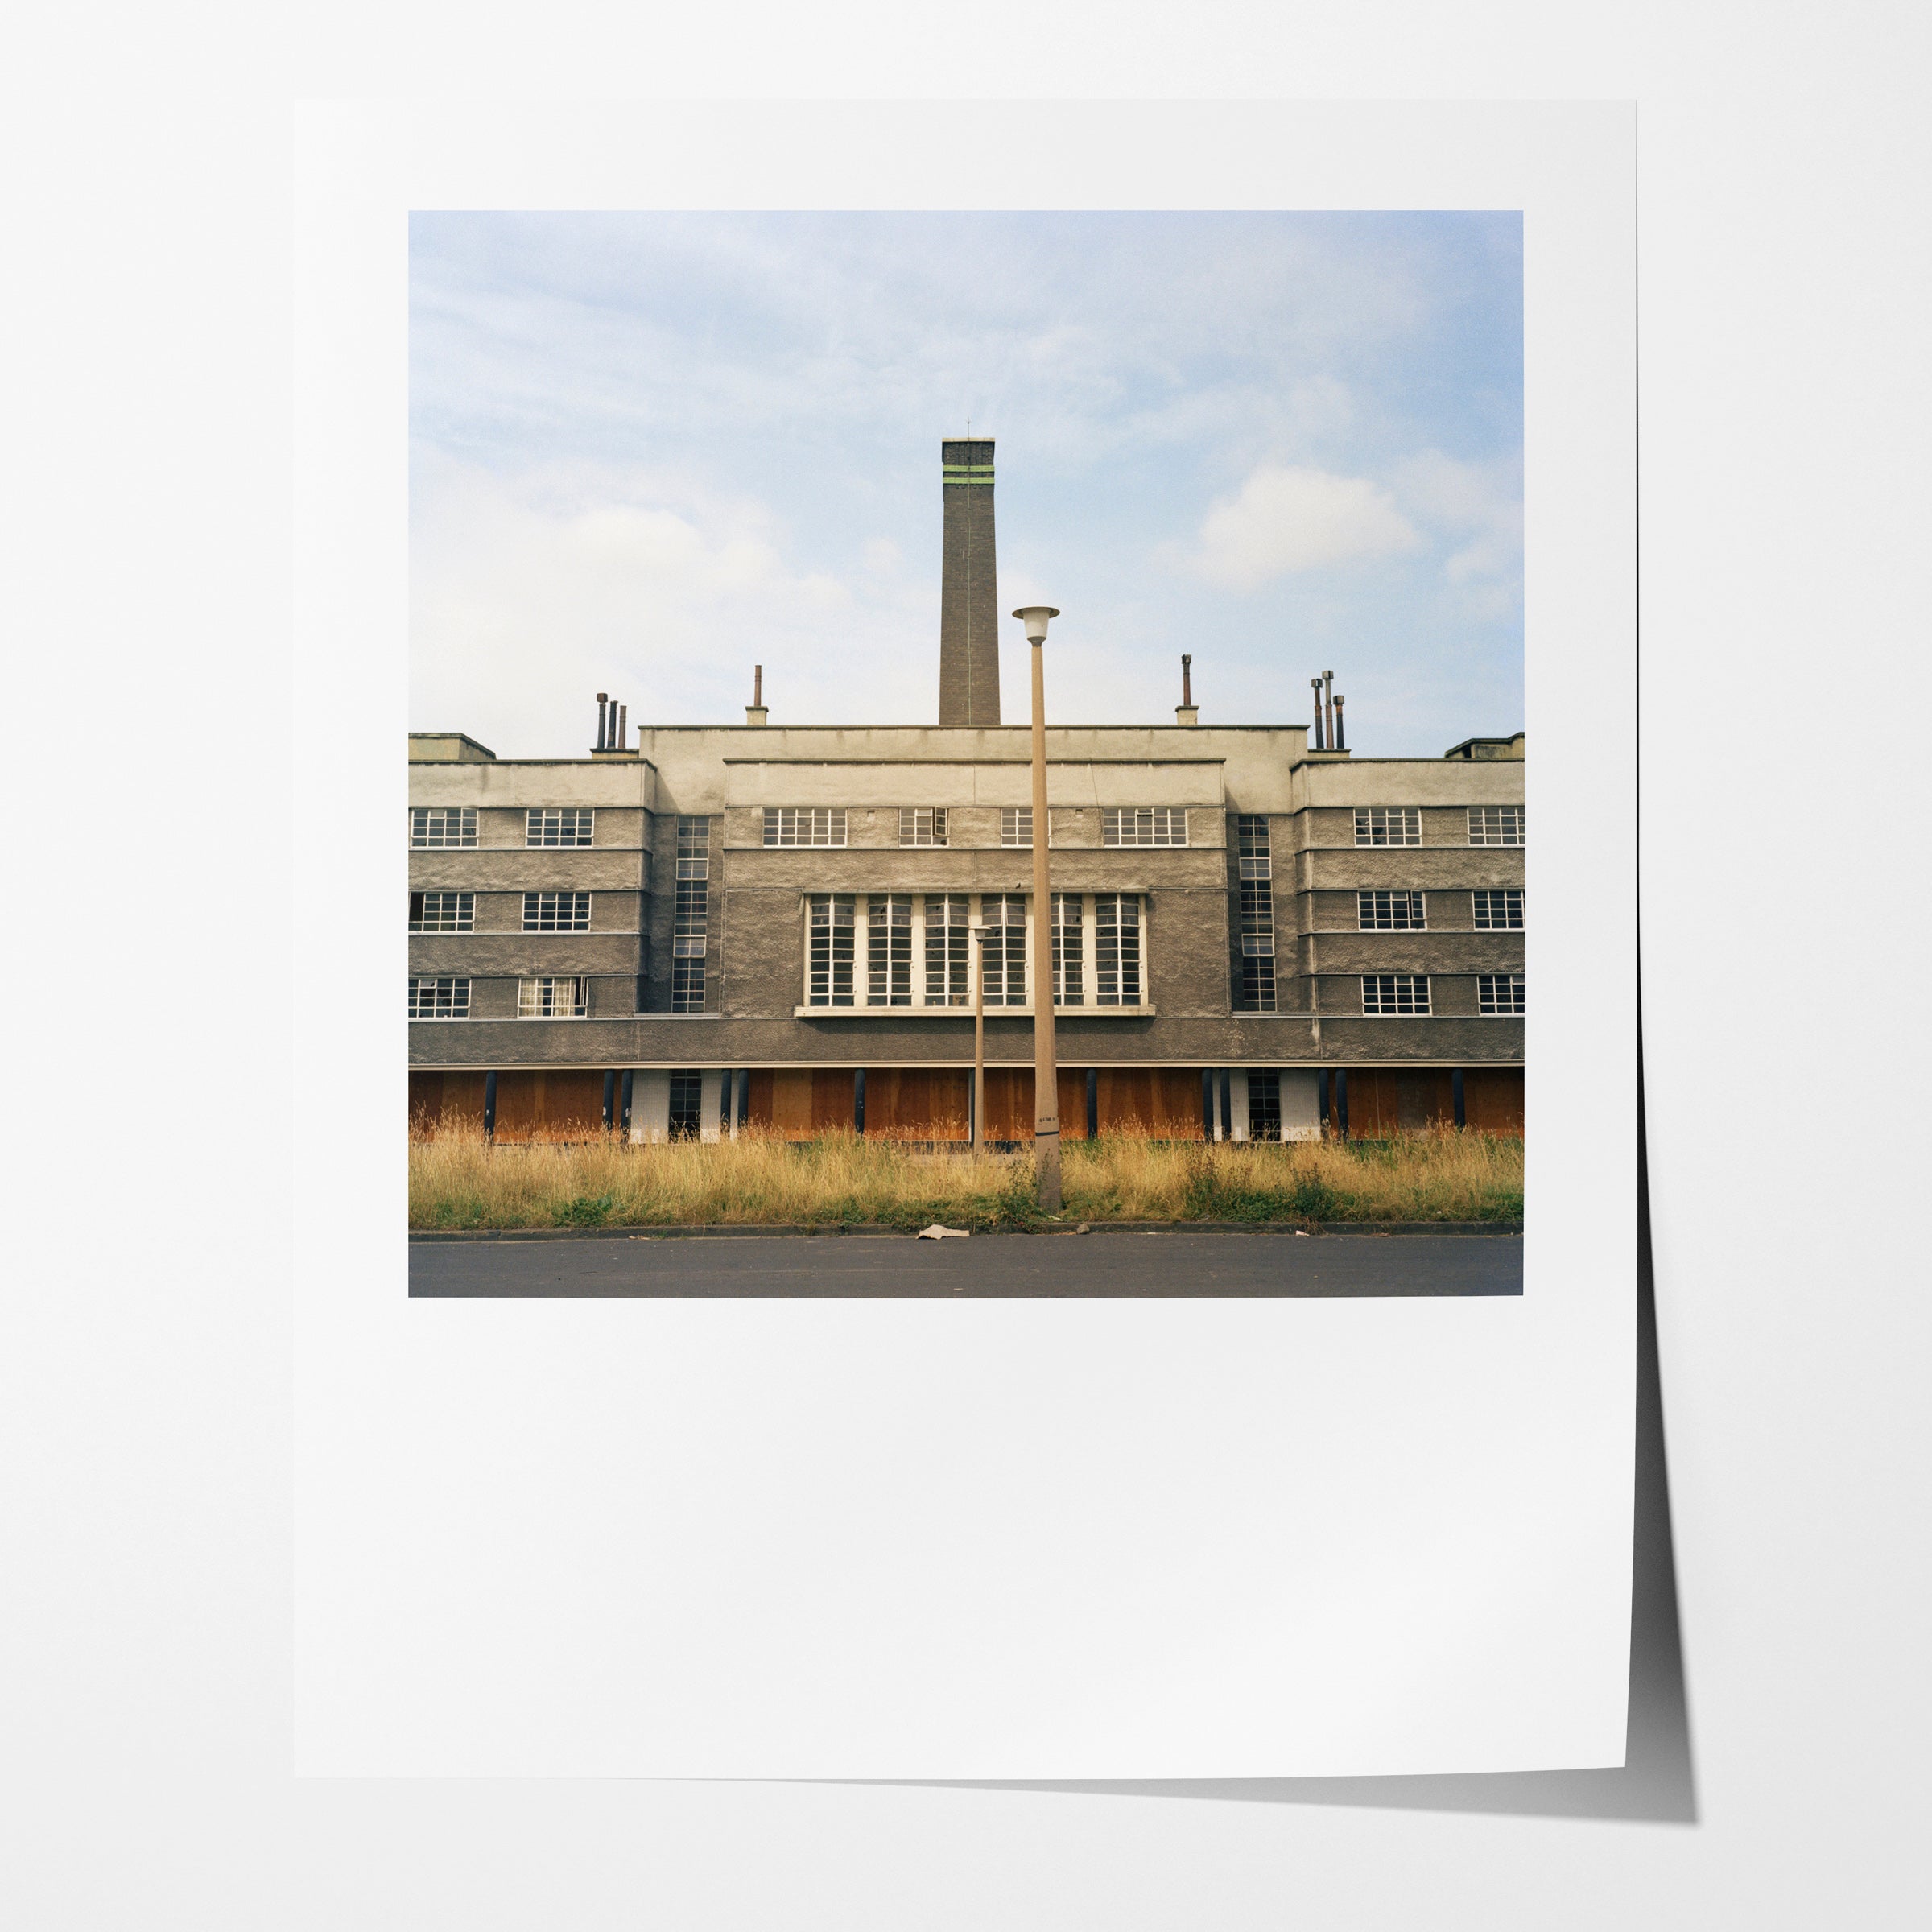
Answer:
[410,211,1521,757]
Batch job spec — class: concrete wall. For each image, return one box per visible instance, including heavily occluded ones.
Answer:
[411,723,1525,1077]
[629,1068,670,1144]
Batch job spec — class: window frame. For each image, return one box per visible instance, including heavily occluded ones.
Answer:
[1477,972,1526,1016]
[409,890,474,934]
[898,807,948,848]
[672,817,712,1011]
[1246,1071,1282,1142]
[516,974,588,1018]
[1360,972,1431,1017]
[1234,815,1276,1012]
[409,806,477,849]
[1094,892,1144,1005]
[806,894,856,1006]
[668,1070,704,1140]
[979,892,1028,1008]
[521,890,592,933]
[867,893,914,1007]
[1000,806,1033,848]
[407,976,471,1019]
[1353,806,1422,848]
[765,807,848,848]
[524,807,594,848]
[1468,805,1525,848]
[1356,889,1427,932]
[1102,806,1187,848]
[1472,888,1525,930]
[923,892,971,1006]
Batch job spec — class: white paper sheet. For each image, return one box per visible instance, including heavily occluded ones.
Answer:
[294,98,1635,1777]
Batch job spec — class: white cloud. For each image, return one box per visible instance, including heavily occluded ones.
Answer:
[1179,464,1420,589]
[1392,450,1523,617]
[410,456,929,752]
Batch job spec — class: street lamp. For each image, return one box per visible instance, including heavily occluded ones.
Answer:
[968,919,986,1155]
[1012,603,1062,1212]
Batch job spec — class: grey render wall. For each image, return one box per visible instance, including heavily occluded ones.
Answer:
[408,724,1524,1071]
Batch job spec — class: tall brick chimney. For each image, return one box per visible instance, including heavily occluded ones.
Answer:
[938,438,1000,725]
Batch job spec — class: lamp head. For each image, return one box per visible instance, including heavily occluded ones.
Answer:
[1011,604,1059,643]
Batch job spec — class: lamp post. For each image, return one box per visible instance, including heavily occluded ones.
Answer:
[969,919,986,1154]
[1012,604,1062,1212]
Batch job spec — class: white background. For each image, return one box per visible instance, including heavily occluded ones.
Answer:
[293,100,1633,1781]
[5,1,1928,1924]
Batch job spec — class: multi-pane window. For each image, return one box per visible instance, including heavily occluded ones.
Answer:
[525,807,593,848]
[1235,814,1275,1013]
[668,1071,703,1140]
[1354,807,1421,848]
[522,890,590,931]
[1357,890,1426,931]
[671,956,704,1012]
[676,816,712,881]
[1050,893,1083,1005]
[409,890,473,933]
[980,893,1028,1007]
[410,806,476,849]
[407,976,469,1018]
[1000,806,1033,848]
[867,894,913,1005]
[1473,888,1524,929]
[923,894,971,1005]
[1103,807,1187,848]
[673,816,711,1013]
[1095,893,1142,1005]
[765,807,847,847]
[898,807,947,847]
[1247,1072,1282,1142]
[807,895,855,1006]
[1468,806,1525,847]
[1478,972,1526,1015]
[518,975,587,1018]
[1361,973,1430,1016]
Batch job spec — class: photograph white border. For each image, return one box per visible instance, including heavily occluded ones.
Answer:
[294,99,1634,1778]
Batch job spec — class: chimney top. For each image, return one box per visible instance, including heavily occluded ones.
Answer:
[938,437,1001,726]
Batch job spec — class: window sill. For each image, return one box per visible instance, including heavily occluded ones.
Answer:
[794,1004,1157,1019]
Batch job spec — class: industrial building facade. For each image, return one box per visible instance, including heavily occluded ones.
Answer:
[408,441,1525,1143]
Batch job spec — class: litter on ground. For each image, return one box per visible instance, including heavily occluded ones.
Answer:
[917,1224,971,1240]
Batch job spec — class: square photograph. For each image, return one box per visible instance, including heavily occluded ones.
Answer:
[406,210,1525,1296]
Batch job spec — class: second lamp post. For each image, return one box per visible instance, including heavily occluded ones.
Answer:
[1013,603,1062,1212]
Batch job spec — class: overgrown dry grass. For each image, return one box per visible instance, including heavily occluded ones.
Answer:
[408,1122,1524,1231]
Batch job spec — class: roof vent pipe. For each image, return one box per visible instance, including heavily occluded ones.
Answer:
[595,691,609,750]
[1176,653,1199,726]
[1310,676,1325,749]
[1323,670,1335,752]
[745,663,769,728]
[1332,694,1345,752]
[616,703,627,750]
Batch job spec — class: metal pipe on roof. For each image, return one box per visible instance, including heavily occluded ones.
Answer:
[1311,677,1325,749]
[1333,694,1346,751]
[596,692,609,749]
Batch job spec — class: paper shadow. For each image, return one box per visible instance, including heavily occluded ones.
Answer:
[881,1052,1697,1824]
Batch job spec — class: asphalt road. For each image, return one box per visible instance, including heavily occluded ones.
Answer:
[408,1231,1521,1298]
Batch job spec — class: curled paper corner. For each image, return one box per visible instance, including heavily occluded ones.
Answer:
[917,1224,971,1241]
